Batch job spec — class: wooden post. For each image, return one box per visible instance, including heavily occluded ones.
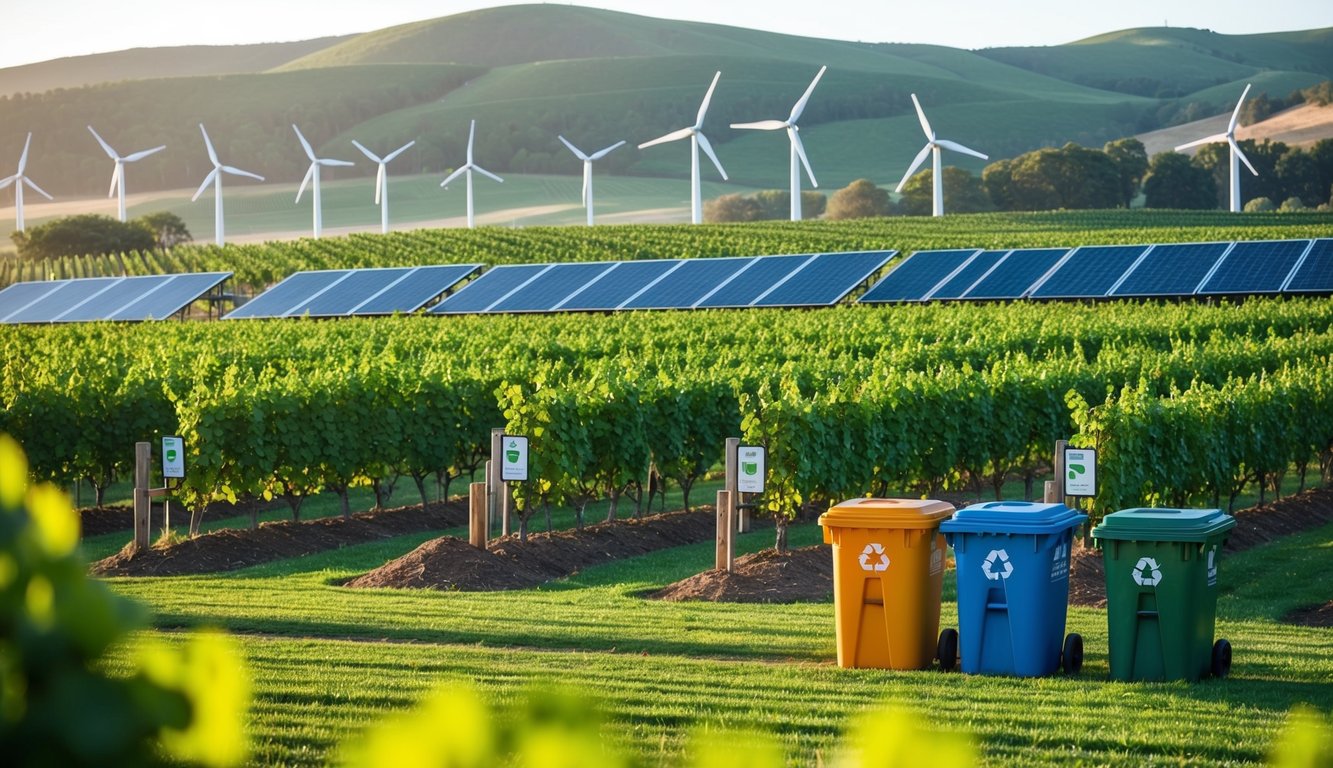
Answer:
[469,482,487,549]
[1043,480,1059,503]
[1054,439,1068,503]
[725,438,749,533]
[133,442,151,554]
[716,489,735,572]
[488,429,504,537]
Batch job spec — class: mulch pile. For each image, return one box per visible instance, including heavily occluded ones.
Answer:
[345,509,719,591]
[90,501,468,577]
[651,545,832,603]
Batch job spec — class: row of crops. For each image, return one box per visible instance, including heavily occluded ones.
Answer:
[3,298,1330,537]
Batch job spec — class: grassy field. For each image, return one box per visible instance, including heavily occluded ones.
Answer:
[99,510,1333,766]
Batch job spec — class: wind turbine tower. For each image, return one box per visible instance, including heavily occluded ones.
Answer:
[1,133,53,232]
[293,124,354,238]
[87,126,164,222]
[191,124,265,247]
[895,94,989,217]
[1174,84,1257,213]
[731,65,827,221]
[638,71,729,225]
[557,136,626,226]
[353,139,416,234]
[440,120,503,228]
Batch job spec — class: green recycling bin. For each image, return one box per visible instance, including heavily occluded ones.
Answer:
[1092,508,1236,682]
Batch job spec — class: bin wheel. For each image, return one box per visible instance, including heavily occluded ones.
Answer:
[937,628,958,671]
[1061,633,1084,674]
[1211,639,1232,678]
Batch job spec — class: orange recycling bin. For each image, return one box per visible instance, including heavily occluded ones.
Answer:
[818,498,957,670]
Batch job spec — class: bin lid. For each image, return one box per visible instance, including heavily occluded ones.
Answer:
[1092,507,1236,543]
[939,500,1087,535]
[818,498,955,530]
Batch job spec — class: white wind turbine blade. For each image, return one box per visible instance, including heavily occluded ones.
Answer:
[440,167,468,188]
[0,175,16,191]
[791,128,816,187]
[108,163,122,197]
[466,120,476,164]
[473,165,504,184]
[191,168,218,201]
[23,177,53,200]
[937,139,988,161]
[558,135,590,161]
[383,140,415,163]
[695,71,722,129]
[638,127,694,149]
[1230,137,1259,176]
[17,133,32,174]
[221,165,263,181]
[293,124,317,161]
[730,119,787,131]
[374,164,386,204]
[896,143,933,192]
[589,140,625,160]
[696,132,728,180]
[352,140,383,163]
[123,145,165,162]
[1175,133,1228,152]
[199,124,219,167]
[789,65,827,124]
[910,94,934,140]
[296,164,316,203]
[88,126,117,159]
[318,158,355,167]
[1229,83,1252,134]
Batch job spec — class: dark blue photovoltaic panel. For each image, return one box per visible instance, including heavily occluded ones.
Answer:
[696,254,810,308]
[558,260,682,311]
[928,251,1005,300]
[3,279,119,323]
[351,265,481,315]
[859,250,980,303]
[962,248,1069,300]
[432,264,551,314]
[108,273,230,320]
[58,276,174,321]
[1198,240,1310,294]
[621,257,752,309]
[285,268,413,317]
[1285,239,1333,293]
[1030,245,1148,299]
[490,262,616,312]
[0,281,72,322]
[1110,242,1229,297]
[754,251,895,306]
[225,271,349,319]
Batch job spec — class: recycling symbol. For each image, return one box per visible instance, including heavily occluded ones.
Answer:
[983,549,1013,580]
[859,543,890,572]
[1132,557,1163,587]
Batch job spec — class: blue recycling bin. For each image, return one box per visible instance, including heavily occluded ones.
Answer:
[940,501,1089,676]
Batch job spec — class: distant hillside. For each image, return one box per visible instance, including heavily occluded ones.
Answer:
[0,38,348,96]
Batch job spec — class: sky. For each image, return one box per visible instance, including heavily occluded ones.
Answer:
[3,0,1332,70]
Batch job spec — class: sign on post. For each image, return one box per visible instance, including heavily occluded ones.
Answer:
[501,435,529,481]
[736,445,765,494]
[161,436,185,479]
[1064,447,1097,497]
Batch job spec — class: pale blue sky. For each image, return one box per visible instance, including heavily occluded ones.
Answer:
[4,0,1332,70]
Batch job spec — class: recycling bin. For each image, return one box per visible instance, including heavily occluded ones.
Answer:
[818,498,956,670]
[1092,507,1236,682]
[940,501,1088,677]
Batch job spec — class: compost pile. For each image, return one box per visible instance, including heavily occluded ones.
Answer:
[651,545,833,603]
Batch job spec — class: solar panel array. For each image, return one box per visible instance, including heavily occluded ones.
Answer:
[224,264,481,319]
[0,273,230,324]
[862,239,1332,303]
[432,251,894,314]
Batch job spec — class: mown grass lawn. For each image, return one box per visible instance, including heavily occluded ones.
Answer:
[99,514,1333,766]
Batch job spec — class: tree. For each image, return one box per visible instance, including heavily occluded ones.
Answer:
[1143,152,1218,209]
[10,214,156,260]
[1275,150,1324,207]
[897,167,992,216]
[981,143,1122,211]
[1104,138,1149,207]
[1243,196,1276,212]
[825,179,890,219]
[138,211,193,248]
[703,193,762,223]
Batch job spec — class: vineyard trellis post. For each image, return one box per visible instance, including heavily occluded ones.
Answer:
[715,489,734,572]
[469,482,487,549]
[725,438,750,533]
[488,429,503,538]
[132,440,180,555]
[1045,439,1069,503]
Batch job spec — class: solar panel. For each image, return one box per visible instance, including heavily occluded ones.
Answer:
[927,250,1005,300]
[0,281,68,322]
[0,273,229,323]
[753,251,895,307]
[108,273,231,321]
[285,268,414,317]
[962,248,1069,300]
[1197,239,1311,295]
[57,275,175,322]
[431,264,553,314]
[557,259,682,311]
[620,257,753,310]
[1028,245,1148,299]
[696,254,812,308]
[1110,242,1229,297]
[2,279,120,324]
[350,265,482,315]
[858,250,981,303]
[1284,238,1333,293]
[490,262,618,313]
[225,271,350,319]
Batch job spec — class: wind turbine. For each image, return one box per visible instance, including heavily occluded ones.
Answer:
[293,124,354,238]
[190,124,264,247]
[440,120,503,229]
[638,71,729,225]
[352,139,415,234]
[87,126,164,222]
[557,136,625,226]
[1174,84,1257,213]
[730,65,827,221]
[894,94,989,217]
[1,133,53,232]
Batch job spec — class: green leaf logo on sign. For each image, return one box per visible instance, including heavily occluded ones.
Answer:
[741,461,758,475]
[1067,463,1085,481]
[506,450,520,463]
[166,449,178,462]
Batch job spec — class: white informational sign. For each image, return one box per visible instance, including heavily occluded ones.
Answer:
[736,445,765,494]
[501,435,529,482]
[1064,447,1097,497]
[161,435,185,479]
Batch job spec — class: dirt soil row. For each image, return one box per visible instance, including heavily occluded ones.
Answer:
[80,497,285,538]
